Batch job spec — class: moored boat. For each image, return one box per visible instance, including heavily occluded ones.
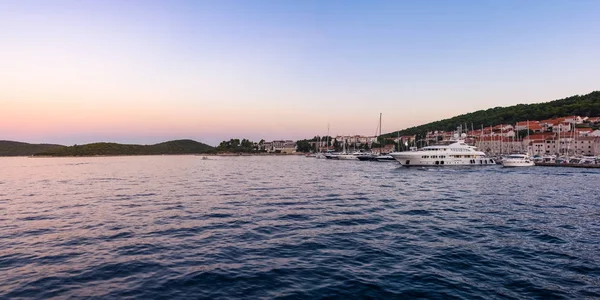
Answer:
[389,140,494,167]
[375,154,395,162]
[502,154,534,167]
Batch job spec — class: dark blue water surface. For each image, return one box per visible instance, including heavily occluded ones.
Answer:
[1,155,599,299]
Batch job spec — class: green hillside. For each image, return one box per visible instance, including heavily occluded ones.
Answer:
[0,141,65,156]
[385,91,600,137]
[35,139,214,156]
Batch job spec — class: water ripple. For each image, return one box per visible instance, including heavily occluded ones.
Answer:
[0,156,599,299]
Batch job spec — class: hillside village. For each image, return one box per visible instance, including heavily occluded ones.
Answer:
[260,115,600,156]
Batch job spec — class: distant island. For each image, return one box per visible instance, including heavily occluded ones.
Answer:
[0,139,214,157]
[0,141,65,156]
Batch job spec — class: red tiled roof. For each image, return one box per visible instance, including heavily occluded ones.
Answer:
[525,133,554,140]
[587,117,600,123]
[516,120,540,126]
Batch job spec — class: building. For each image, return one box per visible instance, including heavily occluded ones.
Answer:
[575,128,594,136]
[264,140,296,153]
[515,120,541,131]
[572,137,600,156]
[552,122,572,133]
[477,137,526,155]
[563,115,584,124]
[586,117,600,124]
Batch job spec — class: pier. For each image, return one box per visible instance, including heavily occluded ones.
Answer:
[534,162,600,168]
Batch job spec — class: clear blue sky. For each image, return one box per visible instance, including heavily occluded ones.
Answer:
[1,0,599,145]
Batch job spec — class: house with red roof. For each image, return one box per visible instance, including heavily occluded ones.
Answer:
[563,115,583,124]
[515,120,540,131]
[575,128,594,136]
[552,122,572,133]
[586,117,600,124]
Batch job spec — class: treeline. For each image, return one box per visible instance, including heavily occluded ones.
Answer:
[35,139,214,156]
[216,138,264,153]
[295,136,395,153]
[383,91,600,138]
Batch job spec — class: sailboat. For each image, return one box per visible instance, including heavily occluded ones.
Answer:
[337,136,359,160]
[316,125,330,159]
[374,113,395,161]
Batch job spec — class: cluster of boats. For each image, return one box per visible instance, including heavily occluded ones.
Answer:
[306,139,539,167]
[307,138,600,168]
[532,155,600,166]
[310,151,395,162]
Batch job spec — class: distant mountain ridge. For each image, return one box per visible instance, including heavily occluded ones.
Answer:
[0,139,214,157]
[0,141,65,156]
[385,91,600,137]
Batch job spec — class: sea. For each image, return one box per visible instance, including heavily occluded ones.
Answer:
[1,155,599,299]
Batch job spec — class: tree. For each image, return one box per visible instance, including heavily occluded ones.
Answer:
[333,139,341,151]
[295,140,312,153]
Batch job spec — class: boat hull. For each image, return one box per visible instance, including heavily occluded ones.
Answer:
[390,153,495,167]
[502,160,534,167]
[357,155,377,161]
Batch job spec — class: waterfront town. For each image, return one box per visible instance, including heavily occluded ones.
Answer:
[260,115,600,157]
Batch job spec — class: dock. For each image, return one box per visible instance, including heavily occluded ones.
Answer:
[534,162,600,168]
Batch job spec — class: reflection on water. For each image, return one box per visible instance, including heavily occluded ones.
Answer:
[1,156,599,298]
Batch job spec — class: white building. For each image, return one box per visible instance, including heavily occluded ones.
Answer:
[563,115,584,124]
[552,123,572,133]
[572,137,600,156]
[264,140,296,153]
[477,137,526,155]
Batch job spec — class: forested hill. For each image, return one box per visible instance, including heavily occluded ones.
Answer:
[34,139,214,156]
[0,141,65,156]
[384,91,600,137]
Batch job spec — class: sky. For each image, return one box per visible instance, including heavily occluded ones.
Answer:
[1,0,599,146]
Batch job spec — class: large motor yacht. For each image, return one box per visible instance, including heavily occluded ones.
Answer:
[389,140,494,167]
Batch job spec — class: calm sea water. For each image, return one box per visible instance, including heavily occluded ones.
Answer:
[1,155,599,299]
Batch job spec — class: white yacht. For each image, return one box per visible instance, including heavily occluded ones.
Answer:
[315,152,327,159]
[337,153,359,160]
[389,140,494,167]
[502,154,535,167]
[375,154,396,162]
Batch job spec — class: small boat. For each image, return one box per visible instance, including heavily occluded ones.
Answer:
[315,153,327,159]
[202,156,209,160]
[337,153,358,160]
[375,154,396,162]
[357,154,377,161]
[502,154,534,167]
[325,152,340,159]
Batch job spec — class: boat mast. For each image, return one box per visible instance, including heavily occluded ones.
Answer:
[500,124,503,156]
[526,120,530,154]
[327,124,330,152]
[378,113,382,154]
[557,125,561,156]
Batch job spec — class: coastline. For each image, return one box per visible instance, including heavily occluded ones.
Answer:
[23,152,307,158]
